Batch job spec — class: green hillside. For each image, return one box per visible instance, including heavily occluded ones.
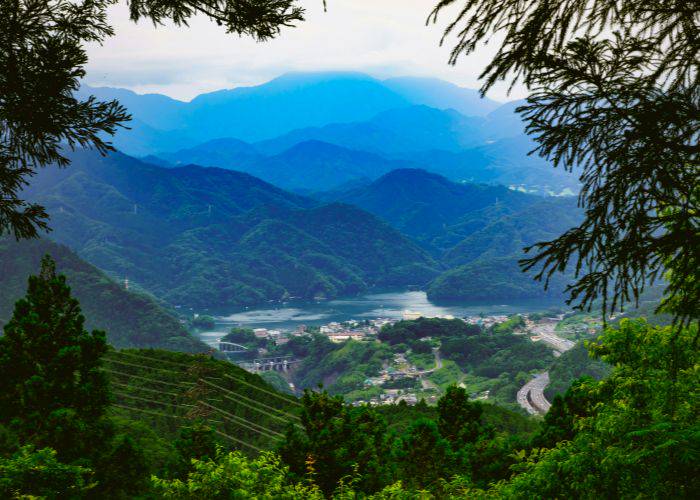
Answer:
[544,342,612,400]
[324,169,580,302]
[0,237,204,351]
[102,348,302,453]
[24,149,439,308]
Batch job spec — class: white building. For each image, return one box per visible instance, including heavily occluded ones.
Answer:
[253,328,269,339]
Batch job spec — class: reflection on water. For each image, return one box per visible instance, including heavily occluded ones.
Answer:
[200,291,560,342]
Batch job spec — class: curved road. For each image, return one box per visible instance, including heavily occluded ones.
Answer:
[517,372,551,414]
[517,321,575,415]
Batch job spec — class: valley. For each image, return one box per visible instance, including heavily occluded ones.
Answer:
[189,293,601,414]
[0,72,600,425]
[2,0,695,496]
[6,72,591,413]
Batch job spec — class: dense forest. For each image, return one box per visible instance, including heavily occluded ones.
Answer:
[1,263,696,497]
[22,149,583,307]
[22,148,439,307]
[0,237,203,351]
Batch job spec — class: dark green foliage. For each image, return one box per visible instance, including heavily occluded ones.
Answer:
[279,390,393,496]
[191,315,216,330]
[545,342,612,400]
[287,338,393,395]
[532,377,597,449]
[519,39,699,324]
[0,236,204,351]
[128,0,303,41]
[374,401,438,436]
[1,0,303,240]
[379,317,480,345]
[109,417,175,477]
[381,377,419,391]
[94,435,150,498]
[427,256,564,302]
[406,338,432,354]
[168,422,218,479]
[103,348,301,453]
[431,0,699,323]
[492,320,700,498]
[0,0,128,239]
[222,327,263,347]
[396,419,455,490]
[0,256,111,463]
[0,446,92,499]
[421,321,552,378]
[437,386,488,447]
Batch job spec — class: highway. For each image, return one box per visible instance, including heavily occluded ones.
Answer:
[516,372,551,415]
[531,321,575,353]
[516,320,576,415]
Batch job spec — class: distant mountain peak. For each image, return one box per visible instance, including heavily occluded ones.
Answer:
[376,167,447,183]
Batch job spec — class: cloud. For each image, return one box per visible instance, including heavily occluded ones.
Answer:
[85,1,526,101]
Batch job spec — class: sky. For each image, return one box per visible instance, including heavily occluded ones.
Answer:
[85,0,525,102]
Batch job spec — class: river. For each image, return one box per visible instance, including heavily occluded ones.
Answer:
[196,291,561,346]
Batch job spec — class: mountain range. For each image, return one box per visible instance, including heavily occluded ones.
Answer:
[79,72,499,153]
[24,149,439,308]
[319,168,581,301]
[79,72,580,194]
[20,148,580,307]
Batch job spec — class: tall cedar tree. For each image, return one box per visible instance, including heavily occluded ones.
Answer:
[0,0,303,239]
[429,0,699,324]
[0,255,111,463]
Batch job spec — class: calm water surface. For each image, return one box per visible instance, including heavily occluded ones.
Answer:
[196,291,561,346]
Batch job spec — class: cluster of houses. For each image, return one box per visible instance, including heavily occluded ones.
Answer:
[318,318,393,343]
[464,314,510,328]
[251,328,290,345]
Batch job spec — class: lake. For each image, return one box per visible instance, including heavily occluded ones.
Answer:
[196,291,562,346]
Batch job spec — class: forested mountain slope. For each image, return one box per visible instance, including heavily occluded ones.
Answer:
[103,348,302,452]
[0,237,204,351]
[322,169,581,301]
[326,168,533,248]
[23,149,438,308]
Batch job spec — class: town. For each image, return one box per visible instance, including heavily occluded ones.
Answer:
[213,308,594,409]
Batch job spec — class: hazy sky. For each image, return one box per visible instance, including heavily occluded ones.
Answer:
[85,1,525,102]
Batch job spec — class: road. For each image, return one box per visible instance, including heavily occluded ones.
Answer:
[517,321,575,415]
[531,321,575,353]
[433,348,442,370]
[517,372,551,414]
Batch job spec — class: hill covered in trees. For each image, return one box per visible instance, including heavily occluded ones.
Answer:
[23,149,439,308]
[322,168,581,301]
[0,237,203,351]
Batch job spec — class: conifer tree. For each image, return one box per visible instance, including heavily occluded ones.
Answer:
[429,0,699,322]
[437,385,486,447]
[0,255,111,462]
[0,0,304,239]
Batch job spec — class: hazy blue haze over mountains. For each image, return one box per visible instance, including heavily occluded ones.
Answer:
[19,71,586,309]
[79,72,578,194]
